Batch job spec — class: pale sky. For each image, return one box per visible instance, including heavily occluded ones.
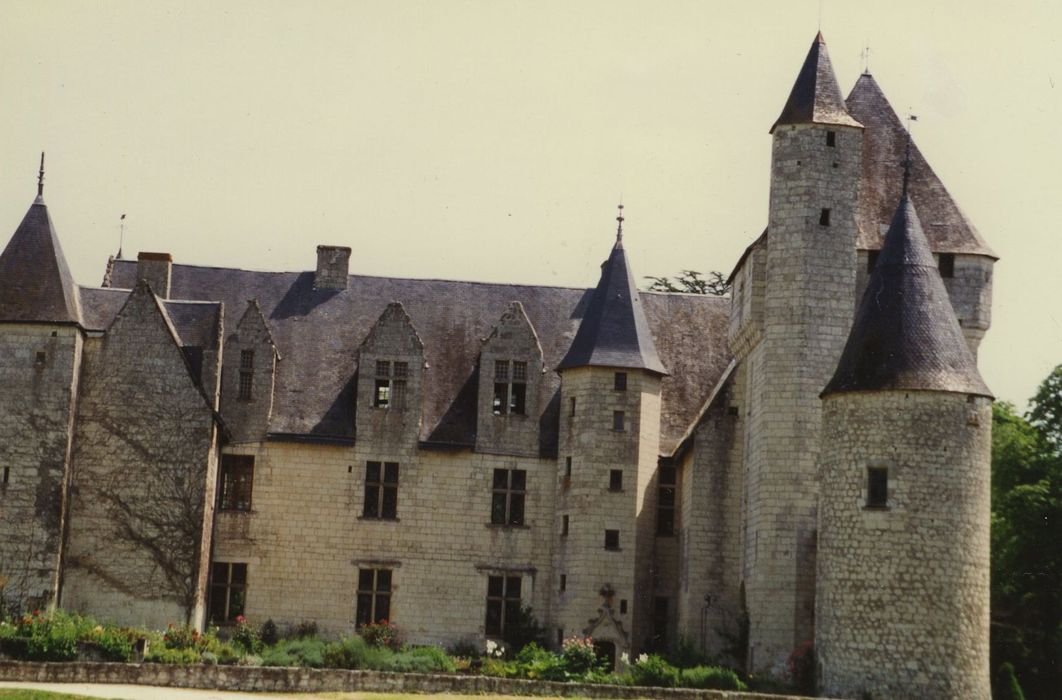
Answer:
[2,0,1060,407]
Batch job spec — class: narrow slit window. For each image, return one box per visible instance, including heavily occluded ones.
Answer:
[609,469,623,491]
[614,372,627,391]
[570,397,576,417]
[604,529,620,550]
[559,574,566,592]
[561,514,569,537]
[938,253,955,278]
[565,457,572,478]
[2,466,9,487]
[237,349,254,400]
[826,130,836,147]
[867,467,889,508]
[613,411,625,432]
[657,466,677,535]
[819,208,831,226]
[867,250,880,272]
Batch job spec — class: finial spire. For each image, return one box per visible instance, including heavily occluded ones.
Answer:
[862,43,871,74]
[117,213,126,259]
[902,113,917,195]
[615,203,624,241]
[37,152,45,197]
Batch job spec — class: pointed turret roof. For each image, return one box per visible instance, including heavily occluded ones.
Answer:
[823,189,991,398]
[0,169,81,324]
[557,218,667,375]
[846,73,996,257]
[771,32,862,133]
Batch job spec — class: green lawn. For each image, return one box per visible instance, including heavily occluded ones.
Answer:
[0,692,118,700]
[0,691,607,700]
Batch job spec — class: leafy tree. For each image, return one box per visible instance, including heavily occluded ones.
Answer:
[645,270,730,296]
[991,369,1062,700]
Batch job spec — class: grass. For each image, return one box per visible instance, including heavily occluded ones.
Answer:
[0,692,607,700]
[0,692,119,700]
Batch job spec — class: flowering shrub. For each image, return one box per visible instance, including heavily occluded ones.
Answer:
[162,623,201,650]
[359,620,401,650]
[628,653,679,688]
[0,609,79,661]
[561,636,601,675]
[232,615,262,653]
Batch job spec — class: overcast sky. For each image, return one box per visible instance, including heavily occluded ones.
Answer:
[2,0,1059,407]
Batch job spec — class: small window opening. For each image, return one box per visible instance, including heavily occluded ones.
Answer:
[604,529,620,550]
[867,467,889,509]
[819,208,831,226]
[867,250,880,272]
[609,469,623,491]
[619,599,628,614]
[565,457,572,478]
[938,253,955,278]
[614,372,627,391]
[556,628,564,647]
[612,411,625,432]
[570,397,576,417]
[727,405,739,416]
[657,466,677,535]
[561,514,569,537]
[34,351,46,366]
[2,467,9,486]
[559,574,566,592]
[826,130,836,147]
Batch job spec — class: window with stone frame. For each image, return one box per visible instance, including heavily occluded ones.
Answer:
[657,466,677,535]
[492,360,528,415]
[609,469,623,491]
[363,461,399,519]
[208,562,247,624]
[613,411,625,431]
[485,575,522,637]
[604,529,620,550]
[373,360,408,410]
[238,349,254,400]
[491,468,526,526]
[614,372,627,391]
[219,454,254,511]
[866,466,889,509]
[356,568,392,627]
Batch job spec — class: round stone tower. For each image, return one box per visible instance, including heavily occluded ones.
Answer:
[816,182,992,699]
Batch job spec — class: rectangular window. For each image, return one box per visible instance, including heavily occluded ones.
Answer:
[559,574,566,592]
[565,457,572,478]
[373,361,407,410]
[604,529,620,550]
[485,575,521,637]
[491,468,526,526]
[609,469,623,491]
[1,466,9,488]
[364,461,399,519]
[614,372,627,391]
[867,467,889,508]
[570,397,576,417]
[826,130,836,147]
[613,411,625,432]
[219,455,254,512]
[867,250,879,272]
[938,253,956,278]
[492,360,527,415]
[356,568,392,627]
[561,514,569,537]
[238,349,254,400]
[208,562,247,624]
[819,208,831,226]
[657,466,676,535]
[34,351,46,366]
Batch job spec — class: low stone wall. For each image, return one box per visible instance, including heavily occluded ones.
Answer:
[0,661,827,699]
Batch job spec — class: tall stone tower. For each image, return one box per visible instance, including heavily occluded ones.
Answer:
[742,33,863,671]
[0,158,83,611]
[816,179,993,699]
[553,212,667,660]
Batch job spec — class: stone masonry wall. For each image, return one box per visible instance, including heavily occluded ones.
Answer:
[745,122,862,673]
[62,287,219,629]
[0,324,81,612]
[817,391,991,700]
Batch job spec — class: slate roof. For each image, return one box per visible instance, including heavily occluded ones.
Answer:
[80,285,222,353]
[770,32,862,133]
[105,258,731,454]
[0,195,82,325]
[823,191,991,398]
[557,235,668,375]
[846,73,996,258]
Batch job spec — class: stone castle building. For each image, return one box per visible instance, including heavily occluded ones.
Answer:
[0,34,994,698]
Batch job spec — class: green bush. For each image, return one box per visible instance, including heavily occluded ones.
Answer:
[145,646,200,664]
[993,662,1026,700]
[628,653,679,688]
[1,610,79,661]
[679,665,747,690]
[514,643,566,681]
[560,636,601,676]
[668,635,711,669]
[259,619,279,647]
[231,616,262,653]
[322,635,372,669]
[359,620,401,650]
[93,626,134,662]
[385,646,457,673]
[479,657,518,678]
[260,638,327,668]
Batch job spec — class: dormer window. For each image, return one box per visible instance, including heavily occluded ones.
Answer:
[374,360,408,410]
[238,350,254,400]
[938,253,955,278]
[493,360,527,415]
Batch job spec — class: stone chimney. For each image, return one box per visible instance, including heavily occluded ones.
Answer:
[315,245,351,290]
[137,252,172,298]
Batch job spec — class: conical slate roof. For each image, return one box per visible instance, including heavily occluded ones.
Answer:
[770,32,862,133]
[846,73,996,258]
[823,191,990,397]
[0,194,81,324]
[557,233,667,375]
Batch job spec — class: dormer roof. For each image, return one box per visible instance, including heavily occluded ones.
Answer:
[0,194,81,325]
[557,235,668,376]
[770,32,862,133]
[823,192,991,398]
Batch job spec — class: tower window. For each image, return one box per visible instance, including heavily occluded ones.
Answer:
[2,466,9,487]
[867,250,880,272]
[604,529,620,550]
[609,469,623,491]
[565,457,572,478]
[559,574,566,592]
[826,130,836,147]
[657,466,677,535]
[614,372,627,391]
[938,253,955,278]
[612,411,625,432]
[561,514,569,537]
[492,360,527,415]
[866,467,889,509]
[570,397,576,417]
[819,208,831,226]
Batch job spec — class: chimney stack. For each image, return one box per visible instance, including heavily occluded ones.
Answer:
[136,252,173,298]
[315,245,351,290]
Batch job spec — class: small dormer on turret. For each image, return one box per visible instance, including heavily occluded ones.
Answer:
[0,154,81,326]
